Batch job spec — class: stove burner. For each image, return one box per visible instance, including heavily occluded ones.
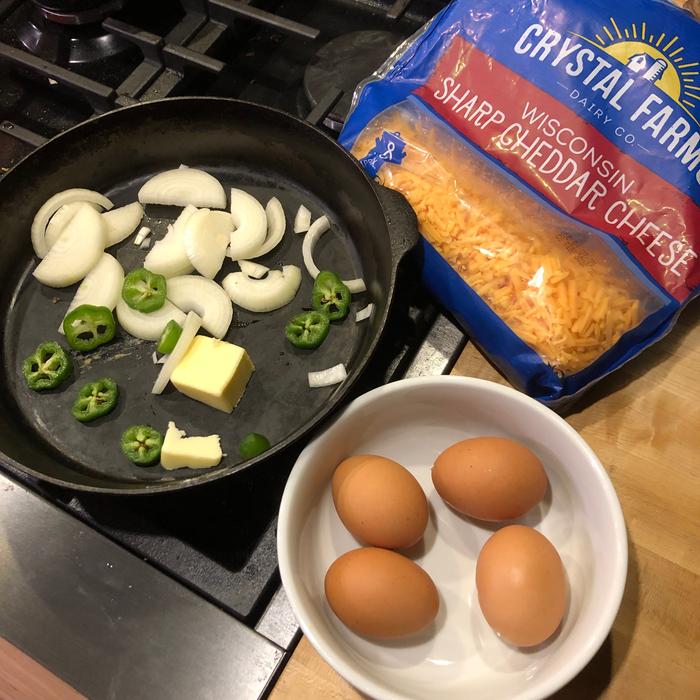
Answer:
[32,0,124,25]
[304,30,402,131]
[17,1,129,64]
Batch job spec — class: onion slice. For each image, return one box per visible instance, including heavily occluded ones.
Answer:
[144,205,196,277]
[222,265,301,313]
[45,201,101,249]
[138,167,226,209]
[301,215,366,293]
[134,226,151,245]
[152,311,202,395]
[166,275,233,339]
[308,363,347,388]
[294,204,311,233]
[247,197,286,259]
[339,277,367,295]
[228,189,267,261]
[238,260,269,279]
[116,298,186,341]
[32,188,113,258]
[355,303,374,322]
[33,205,106,287]
[103,202,145,246]
[46,200,138,250]
[183,209,232,279]
[59,253,124,333]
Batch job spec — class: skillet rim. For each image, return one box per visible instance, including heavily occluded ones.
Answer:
[0,96,412,494]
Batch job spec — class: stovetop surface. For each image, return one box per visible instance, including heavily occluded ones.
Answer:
[0,1,443,137]
[0,1,461,684]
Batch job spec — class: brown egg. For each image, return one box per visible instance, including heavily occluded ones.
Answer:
[332,455,428,549]
[324,547,439,638]
[432,437,547,521]
[475,525,566,647]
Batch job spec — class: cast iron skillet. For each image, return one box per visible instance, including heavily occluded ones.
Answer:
[0,97,419,494]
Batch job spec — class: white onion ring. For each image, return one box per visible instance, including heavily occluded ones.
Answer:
[32,188,113,258]
[144,206,197,278]
[116,298,186,341]
[103,202,145,247]
[138,167,226,209]
[301,215,366,294]
[355,303,374,322]
[59,253,124,333]
[45,201,101,250]
[294,204,311,233]
[134,226,151,245]
[222,266,301,313]
[152,311,202,395]
[228,188,267,260]
[308,363,347,388]
[183,209,231,279]
[247,197,286,259]
[33,205,106,287]
[166,275,233,339]
[238,260,269,279]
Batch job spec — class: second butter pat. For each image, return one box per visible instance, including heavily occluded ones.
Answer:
[170,335,255,413]
[161,421,222,470]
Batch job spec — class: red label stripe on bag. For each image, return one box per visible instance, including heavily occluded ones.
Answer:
[414,36,700,302]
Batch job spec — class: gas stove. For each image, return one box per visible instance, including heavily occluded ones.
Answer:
[0,2,464,698]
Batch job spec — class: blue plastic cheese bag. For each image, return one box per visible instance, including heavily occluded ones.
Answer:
[340,0,700,406]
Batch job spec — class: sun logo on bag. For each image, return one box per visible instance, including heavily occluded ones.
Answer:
[579,17,699,123]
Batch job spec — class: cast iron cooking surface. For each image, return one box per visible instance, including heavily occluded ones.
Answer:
[0,98,408,493]
[6,169,365,483]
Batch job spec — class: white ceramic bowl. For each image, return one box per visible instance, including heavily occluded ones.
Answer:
[277,376,627,700]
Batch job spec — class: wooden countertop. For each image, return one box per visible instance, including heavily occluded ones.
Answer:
[271,301,700,700]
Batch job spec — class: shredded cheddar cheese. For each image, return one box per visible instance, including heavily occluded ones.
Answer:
[352,105,644,375]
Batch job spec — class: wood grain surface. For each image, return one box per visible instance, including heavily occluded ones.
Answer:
[0,637,85,700]
[270,300,700,700]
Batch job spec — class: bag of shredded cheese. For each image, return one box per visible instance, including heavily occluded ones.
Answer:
[340,0,700,407]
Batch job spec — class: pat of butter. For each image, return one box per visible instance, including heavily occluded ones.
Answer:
[170,335,254,413]
[161,421,222,470]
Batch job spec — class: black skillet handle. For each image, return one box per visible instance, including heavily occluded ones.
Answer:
[372,182,421,270]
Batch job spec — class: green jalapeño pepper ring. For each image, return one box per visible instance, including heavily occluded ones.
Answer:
[311,271,351,321]
[62,304,116,352]
[157,320,182,355]
[120,425,163,466]
[122,267,167,313]
[239,432,271,460]
[71,378,119,423]
[22,341,72,391]
[285,310,330,349]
